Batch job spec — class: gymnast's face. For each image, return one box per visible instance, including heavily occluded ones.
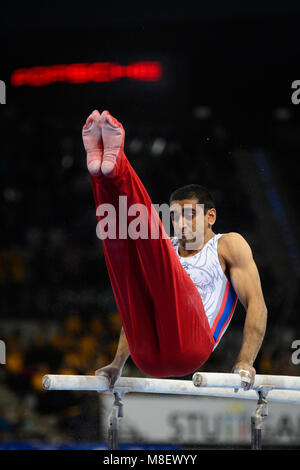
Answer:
[170,198,216,248]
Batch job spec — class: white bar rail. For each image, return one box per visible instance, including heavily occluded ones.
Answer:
[42,374,300,404]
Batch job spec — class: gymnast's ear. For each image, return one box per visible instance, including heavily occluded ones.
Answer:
[206,208,216,227]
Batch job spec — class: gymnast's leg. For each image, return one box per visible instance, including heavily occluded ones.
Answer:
[82,109,215,377]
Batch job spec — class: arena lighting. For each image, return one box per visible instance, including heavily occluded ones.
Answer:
[11,61,162,87]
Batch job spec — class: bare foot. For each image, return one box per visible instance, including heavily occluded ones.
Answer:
[100,110,125,178]
[82,109,103,177]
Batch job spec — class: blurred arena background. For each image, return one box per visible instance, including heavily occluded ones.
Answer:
[1,1,300,450]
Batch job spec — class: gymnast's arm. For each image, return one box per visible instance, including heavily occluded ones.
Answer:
[95,327,130,390]
[112,327,131,369]
[220,232,268,389]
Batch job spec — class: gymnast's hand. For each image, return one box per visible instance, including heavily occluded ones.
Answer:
[232,361,256,391]
[95,363,122,392]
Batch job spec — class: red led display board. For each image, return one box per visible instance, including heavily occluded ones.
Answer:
[11,62,162,87]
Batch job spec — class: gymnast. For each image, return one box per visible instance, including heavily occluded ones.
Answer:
[82,109,267,392]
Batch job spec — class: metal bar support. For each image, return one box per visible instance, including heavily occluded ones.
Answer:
[107,391,124,450]
[251,389,269,450]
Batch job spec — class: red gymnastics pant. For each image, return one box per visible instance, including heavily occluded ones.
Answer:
[90,152,215,378]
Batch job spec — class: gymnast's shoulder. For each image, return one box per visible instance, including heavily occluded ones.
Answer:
[218,232,254,260]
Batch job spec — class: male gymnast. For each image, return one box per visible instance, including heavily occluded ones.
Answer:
[82,109,267,392]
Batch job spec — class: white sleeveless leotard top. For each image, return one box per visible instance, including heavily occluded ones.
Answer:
[171,233,238,349]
